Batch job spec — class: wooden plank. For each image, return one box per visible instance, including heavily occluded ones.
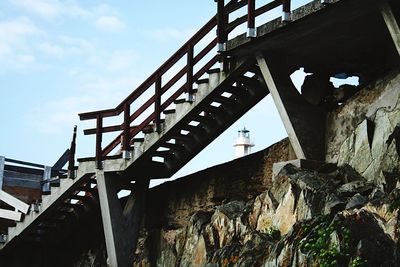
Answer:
[0,156,4,189]
[0,208,22,221]
[0,190,29,214]
[380,0,400,56]
[5,158,44,169]
[52,149,70,171]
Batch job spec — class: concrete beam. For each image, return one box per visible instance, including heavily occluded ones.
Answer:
[256,55,305,159]
[0,209,22,221]
[0,190,29,214]
[96,170,127,267]
[97,171,149,266]
[256,54,326,160]
[380,0,400,56]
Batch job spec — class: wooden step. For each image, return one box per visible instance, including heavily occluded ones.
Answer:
[203,105,225,115]
[196,78,209,84]
[207,68,220,74]
[213,95,237,105]
[160,142,185,150]
[174,98,186,104]
[163,109,176,115]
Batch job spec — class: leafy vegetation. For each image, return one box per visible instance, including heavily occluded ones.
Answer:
[266,227,281,241]
[299,216,367,267]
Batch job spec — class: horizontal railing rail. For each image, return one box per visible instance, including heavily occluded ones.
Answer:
[79,0,301,168]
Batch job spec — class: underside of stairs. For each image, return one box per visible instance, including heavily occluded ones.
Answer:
[0,59,270,251]
[2,1,398,265]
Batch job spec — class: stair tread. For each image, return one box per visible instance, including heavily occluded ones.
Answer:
[163,109,176,115]
[196,78,209,84]
[207,68,220,74]
[131,138,144,143]
[174,98,187,104]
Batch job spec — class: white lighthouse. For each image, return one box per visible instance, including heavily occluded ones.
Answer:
[233,127,254,158]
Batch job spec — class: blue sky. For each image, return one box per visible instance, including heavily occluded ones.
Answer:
[0,0,326,181]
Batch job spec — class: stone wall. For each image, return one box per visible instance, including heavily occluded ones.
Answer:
[326,70,400,185]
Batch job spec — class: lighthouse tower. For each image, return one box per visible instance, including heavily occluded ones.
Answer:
[233,127,254,158]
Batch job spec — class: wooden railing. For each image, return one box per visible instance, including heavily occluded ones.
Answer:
[79,0,298,168]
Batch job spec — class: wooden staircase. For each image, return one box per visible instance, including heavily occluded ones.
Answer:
[0,0,314,256]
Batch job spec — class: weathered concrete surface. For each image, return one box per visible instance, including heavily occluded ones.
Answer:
[326,70,400,186]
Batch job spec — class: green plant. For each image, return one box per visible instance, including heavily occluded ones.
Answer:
[388,197,400,212]
[299,216,358,267]
[350,256,368,267]
[266,227,281,241]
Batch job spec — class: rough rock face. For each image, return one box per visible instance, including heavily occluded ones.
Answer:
[134,164,400,267]
[326,71,400,185]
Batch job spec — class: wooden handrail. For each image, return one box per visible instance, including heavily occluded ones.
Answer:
[80,1,296,165]
[79,16,218,120]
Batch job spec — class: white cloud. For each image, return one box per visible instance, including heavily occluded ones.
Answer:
[9,0,91,19]
[28,76,139,135]
[37,42,64,58]
[16,54,35,63]
[95,16,125,32]
[0,17,41,70]
[94,3,116,15]
[9,0,60,18]
[59,35,93,49]
[0,17,41,46]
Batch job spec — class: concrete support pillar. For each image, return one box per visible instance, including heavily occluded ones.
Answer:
[96,170,126,267]
[96,170,149,267]
[380,0,400,56]
[256,54,327,160]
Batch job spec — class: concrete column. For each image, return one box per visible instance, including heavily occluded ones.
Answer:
[97,171,149,267]
[256,54,327,160]
[96,170,127,267]
[380,0,400,56]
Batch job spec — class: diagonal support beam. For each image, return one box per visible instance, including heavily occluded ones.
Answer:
[256,54,305,159]
[256,54,326,160]
[96,170,149,267]
[380,0,400,56]
[0,190,29,214]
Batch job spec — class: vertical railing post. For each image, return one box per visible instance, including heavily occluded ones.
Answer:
[155,76,162,132]
[68,126,77,178]
[0,156,5,190]
[96,115,103,169]
[216,0,230,72]
[282,0,292,22]
[186,44,195,102]
[122,103,132,158]
[216,0,227,52]
[42,166,51,194]
[247,0,256,37]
